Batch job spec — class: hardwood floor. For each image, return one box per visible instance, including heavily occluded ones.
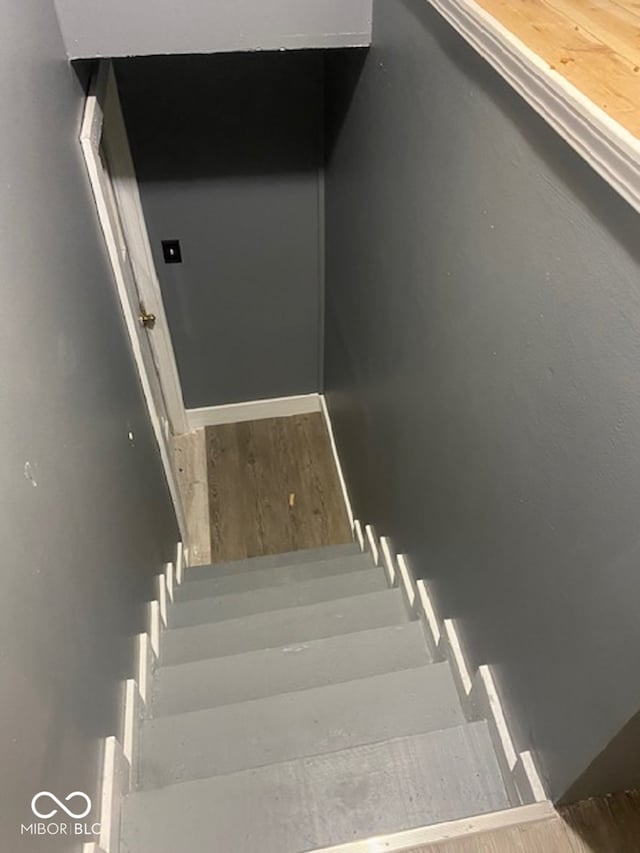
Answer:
[407,791,640,852]
[173,428,211,566]
[473,0,640,138]
[206,413,353,562]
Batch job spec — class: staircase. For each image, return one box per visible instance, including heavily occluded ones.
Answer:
[121,542,513,852]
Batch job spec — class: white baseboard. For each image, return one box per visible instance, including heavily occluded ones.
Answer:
[320,394,354,527]
[443,618,474,707]
[313,800,556,853]
[415,579,442,653]
[165,561,175,602]
[157,575,168,628]
[186,393,321,430]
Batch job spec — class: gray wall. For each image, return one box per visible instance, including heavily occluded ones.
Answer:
[117,53,324,409]
[324,1,640,802]
[0,2,178,849]
[54,0,372,58]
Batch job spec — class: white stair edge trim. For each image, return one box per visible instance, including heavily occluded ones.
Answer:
[416,579,441,648]
[366,527,548,805]
[320,394,355,526]
[311,800,556,852]
[156,575,168,627]
[353,519,365,551]
[476,664,518,771]
[379,535,397,586]
[165,561,175,602]
[396,554,416,608]
[443,618,473,697]
[97,736,128,853]
[516,750,548,804]
[428,0,640,216]
[186,393,321,429]
[364,523,380,566]
[176,541,185,584]
[149,601,161,659]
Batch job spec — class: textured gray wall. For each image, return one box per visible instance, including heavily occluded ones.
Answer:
[0,2,178,849]
[324,1,640,802]
[54,0,372,58]
[117,53,324,409]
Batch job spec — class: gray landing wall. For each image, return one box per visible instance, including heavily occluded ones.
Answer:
[0,2,179,849]
[54,0,372,58]
[324,0,640,802]
[117,53,324,409]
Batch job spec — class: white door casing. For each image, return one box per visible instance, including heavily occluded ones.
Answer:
[80,61,188,543]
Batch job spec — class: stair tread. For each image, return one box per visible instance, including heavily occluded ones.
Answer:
[175,552,375,602]
[161,588,411,666]
[184,543,360,582]
[153,621,431,716]
[123,723,510,853]
[139,663,463,788]
[168,567,388,629]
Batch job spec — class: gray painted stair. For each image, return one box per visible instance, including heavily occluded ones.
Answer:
[184,542,360,582]
[175,551,374,602]
[122,724,510,853]
[153,621,431,716]
[168,567,387,629]
[162,587,410,665]
[123,543,514,851]
[139,663,463,788]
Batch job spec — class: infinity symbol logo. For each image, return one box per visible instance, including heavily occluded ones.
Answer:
[31,791,92,820]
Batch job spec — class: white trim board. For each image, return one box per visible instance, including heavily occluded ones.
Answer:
[186,393,321,430]
[313,801,556,853]
[79,64,188,544]
[320,394,355,527]
[427,0,640,215]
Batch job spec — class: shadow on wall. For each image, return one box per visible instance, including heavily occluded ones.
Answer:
[114,51,324,181]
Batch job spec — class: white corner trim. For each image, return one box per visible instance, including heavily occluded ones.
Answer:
[476,664,518,771]
[516,750,548,803]
[165,561,175,603]
[396,554,416,608]
[443,618,473,696]
[186,393,321,430]
[319,395,354,526]
[428,0,640,215]
[364,524,380,566]
[98,736,129,853]
[353,519,365,551]
[416,579,441,649]
[379,536,397,587]
[176,541,185,585]
[312,801,556,852]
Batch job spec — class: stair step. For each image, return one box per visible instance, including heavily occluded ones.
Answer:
[139,664,463,788]
[153,622,431,716]
[168,568,388,629]
[175,552,375,603]
[184,543,360,582]
[161,588,411,666]
[123,723,510,853]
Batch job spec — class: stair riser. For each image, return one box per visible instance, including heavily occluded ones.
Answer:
[169,568,388,629]
[139,664,463,788]
[161,589,411,666]
[175,553,375,602]
[153,622,430,716]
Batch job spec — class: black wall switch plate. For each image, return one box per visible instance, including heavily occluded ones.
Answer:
[162,239,182,264]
